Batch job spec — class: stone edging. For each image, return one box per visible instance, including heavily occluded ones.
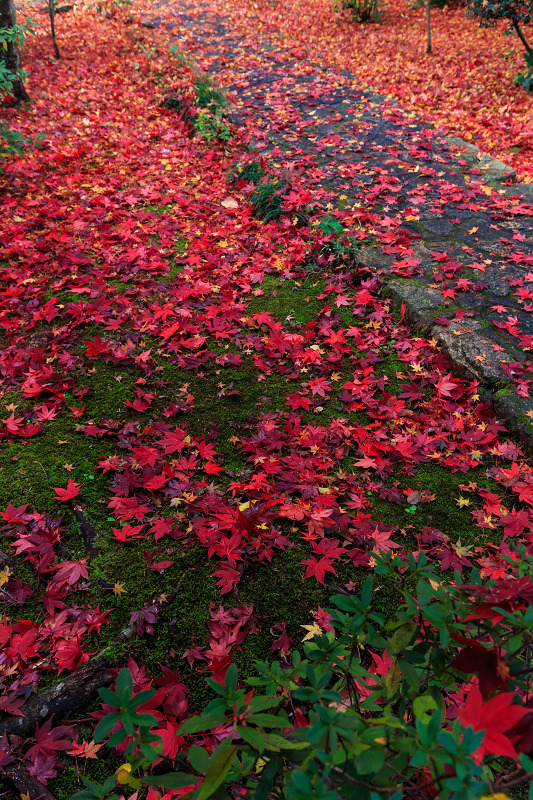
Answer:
[356,242,533,453]
[444,134,517,184]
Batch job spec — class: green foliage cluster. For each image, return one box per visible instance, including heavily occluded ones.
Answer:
[193,75,231,142]
[71,549,533,800]
[315,214,359,268]
[231,161,311,224]
[231,160,288,222]
[160,66,231,141]
[515,49,533,89]
[340,0,380,22]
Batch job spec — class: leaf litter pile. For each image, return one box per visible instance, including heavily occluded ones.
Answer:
[234,0,533,182]
[1,0,533,792]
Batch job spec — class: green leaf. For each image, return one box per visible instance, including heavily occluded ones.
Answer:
[224,663,238,695]
[127,688,156,709]
[413,695,438,722]
[236,725,265,752]
[144,773,200,789]
[331,594,359,613]
[397,657,419,692]
[385,664,401,698]
[115,668,133,701]
[107,728,128,748]
[388,622,417,655]
[178,713,229,735]
[356,745,385,775]
[132,712,158,728]
[361,576,373,606]
[521,753,533,772]
[262,733,310,752]
[188,745,211,774]
[246,713,288,728]
[93,711,121,743]
[140,741,161,760]
[97,688,120,707]
[196,744,238,800]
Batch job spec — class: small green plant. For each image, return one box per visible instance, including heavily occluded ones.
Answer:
[195,108,232,142]
[70,669,162,800]
[160,94,186,111]
[316,214,359,268]
[191,76,231,142]
[229,159,267,186]
[341,0,380,23]
[193,76,226,110]
[231,161,311,224]
[162,73,231,142]
[250,176,288,222]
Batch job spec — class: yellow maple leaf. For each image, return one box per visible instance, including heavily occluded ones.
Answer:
[0,567,11,587]
[301,623,322,642]
[456,497,470,508]
[113,582,127,596]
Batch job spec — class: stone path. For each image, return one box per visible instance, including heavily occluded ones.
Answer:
[146,0,533,448]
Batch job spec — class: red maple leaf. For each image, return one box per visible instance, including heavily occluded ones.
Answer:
[113,523,147,544]
[54,636,90,673]
[451,638,509,698]
[52,480,81,502]
[49,559,89,588]
[26,717,77,762]
[434,374,458,399]
[300,556,337,584]
[458,685,529,762]
[84,335,111,358]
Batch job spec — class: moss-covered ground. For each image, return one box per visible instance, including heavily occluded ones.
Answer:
[0,17,528,796]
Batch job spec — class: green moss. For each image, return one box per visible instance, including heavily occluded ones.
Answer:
[3,242,525,800]
[245,275,325,324]
[494,384,515,398]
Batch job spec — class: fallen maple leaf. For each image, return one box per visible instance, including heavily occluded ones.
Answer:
[68,739,104,759]
[52,480,81,502]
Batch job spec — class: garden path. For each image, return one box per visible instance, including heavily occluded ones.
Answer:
[146,0,533,446]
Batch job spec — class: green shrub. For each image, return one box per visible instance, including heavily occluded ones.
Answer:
[71,547,533,800]
[193,76,226,111]
[316,214,359,268]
